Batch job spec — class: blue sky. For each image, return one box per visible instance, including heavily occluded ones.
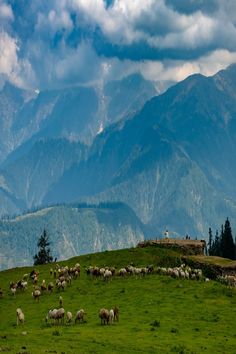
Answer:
[1,0,236,90]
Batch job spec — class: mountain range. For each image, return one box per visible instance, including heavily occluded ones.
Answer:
[1,65,236,269]
[44,65,236,236]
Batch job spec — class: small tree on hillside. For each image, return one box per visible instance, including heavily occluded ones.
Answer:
[33,229,53,265]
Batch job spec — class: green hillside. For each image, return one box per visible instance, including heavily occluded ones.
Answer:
[0,247,235,354]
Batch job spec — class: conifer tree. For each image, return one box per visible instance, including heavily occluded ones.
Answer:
[33,229,53,265]
[221,218,235,260]
[211,230,220,256]
[208,227,213,255]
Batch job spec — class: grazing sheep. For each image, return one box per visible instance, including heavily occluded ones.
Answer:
[75,309,85,324]
[59,296,63,307]
[22,274,29,281]
[46,309,58,324]
[11,287,16,296]
[225,275,236,287]
[54,308,65,325]
[66,311,73,324]
[33,275,38,285]
[99,308,110,325]
[16,308,25,325]
[104,269,112,282]
[118,268,127,277]
[109,309,114,324]
[113,306,119,322]
[48,282,54,293]
[41,280,47,292]
[32,288,41,301]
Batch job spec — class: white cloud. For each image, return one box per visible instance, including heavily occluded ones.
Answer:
[0,31,35,89]
[1,0,236,90]
[0,32,18,77]
[0,1,14,22]
[138,50,236,83]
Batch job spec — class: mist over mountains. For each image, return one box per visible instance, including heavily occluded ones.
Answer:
[1,65,236,269]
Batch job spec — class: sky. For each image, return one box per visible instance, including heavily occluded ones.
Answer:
[1,0,236,90]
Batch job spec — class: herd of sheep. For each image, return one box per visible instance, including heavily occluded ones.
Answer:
[16,306,119,327]
[1,259,236,330]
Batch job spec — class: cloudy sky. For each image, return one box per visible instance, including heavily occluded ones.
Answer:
[1,0,236,90]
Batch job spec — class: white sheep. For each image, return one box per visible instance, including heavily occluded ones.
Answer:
[66,311,73,324]
[59,296,63,307]
[118,268,127,277]
[75,309,85,324]
[11,287,16,296]
[55,308,65,325]
[32,289,41,301]
[46,309,58,324]
[22,274,29,281]
[16,308,25,325]
[109,309,114,324]
[48,282,54,293]
[104,269,112,281]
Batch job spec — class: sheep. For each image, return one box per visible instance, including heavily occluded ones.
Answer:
[225,275,236,287]
[11,287,16,296]
[45,309,58,324]
[113,306,119,322]
[61,280,67,290]
[66,311,73,324]
[59,296,63,307]
[118,268,127,277]
[41,279,47,292]
[33,275,38,285]
[74,270,80,278]
[21,281,28,290]
[48,282,54,293]
[104,269,112,282]
[22,274,29,281]
[100,268,106,276]
[75,309,85,324]
[54,308,65,325]
[30,269,39,281]
[16,308,25,325]
[99,308,110,325]
[109,309,114,324]
[32,288,41,301]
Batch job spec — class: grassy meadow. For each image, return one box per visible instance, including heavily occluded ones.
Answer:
[0,246,236,354]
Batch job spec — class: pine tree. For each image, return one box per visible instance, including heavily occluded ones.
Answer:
[211,230,220,256]
[208,227,213,255]
[33,229,53,265]
[221,218,235,260]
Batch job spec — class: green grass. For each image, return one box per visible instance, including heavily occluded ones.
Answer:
[0,247,236,353]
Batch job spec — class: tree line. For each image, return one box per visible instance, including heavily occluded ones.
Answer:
[208,218,236,260]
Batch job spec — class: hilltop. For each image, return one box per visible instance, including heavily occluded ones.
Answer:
[0,246,235,354]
